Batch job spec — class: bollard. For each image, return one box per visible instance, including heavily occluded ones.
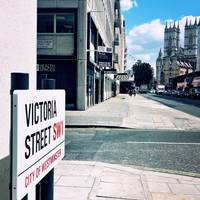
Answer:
[41,78,56,90]
[10,73,29,200]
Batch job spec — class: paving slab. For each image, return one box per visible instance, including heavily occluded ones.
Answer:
[54,161,200,200]
[151,193,200,200]
[168,183,200,195]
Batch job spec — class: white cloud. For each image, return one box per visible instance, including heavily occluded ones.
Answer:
[120,0,138,11]
[125,16,200,73]
[126,19,164,71]
[128,19,164,43]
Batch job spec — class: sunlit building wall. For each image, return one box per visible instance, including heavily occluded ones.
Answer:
[0,1,37,199]
[37,0,124,110]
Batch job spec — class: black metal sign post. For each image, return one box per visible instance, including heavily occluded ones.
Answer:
[36,78,56,200]
[10,73,29,200]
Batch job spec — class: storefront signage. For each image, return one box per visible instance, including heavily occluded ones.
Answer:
[12,90,65,199]
[37,64,56,72]
[98,52,112,68]
[98,46,113,69]
[103,69,117,74]
[115,73,129,81]
[37,40,53,49]
[98,46,112,53]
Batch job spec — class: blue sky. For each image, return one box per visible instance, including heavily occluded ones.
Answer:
[121,0,200,71]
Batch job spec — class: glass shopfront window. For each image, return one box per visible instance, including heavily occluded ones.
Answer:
[38,13,75,34]
[38,15,54,33]
[56,14,74,33]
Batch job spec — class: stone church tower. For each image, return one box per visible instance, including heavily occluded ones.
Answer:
[184,18,199,70]
[156,49,163,83]
[198,21,200,71]
[164,21,180,57]
[156,18,200,85]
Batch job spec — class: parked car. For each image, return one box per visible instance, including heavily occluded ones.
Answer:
[156,84,165,95]
[164,90,172,95]
[150,89,156,94]
[194,88,200,98]
[183,89,190,98]
[175,90,184,97]
[139,84,149,93]
[189,87,200,99]
[171,90,177,96]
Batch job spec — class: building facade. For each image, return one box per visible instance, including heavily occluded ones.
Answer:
[37,0,125,110]
[156,19,200,85]
[198,22,200,70]
[0,1,37,199]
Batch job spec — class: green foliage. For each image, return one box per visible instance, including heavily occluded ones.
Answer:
[132,60,153,86]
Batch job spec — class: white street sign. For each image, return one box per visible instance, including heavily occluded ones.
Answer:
[37,40,53,49]
[12,90,65,199]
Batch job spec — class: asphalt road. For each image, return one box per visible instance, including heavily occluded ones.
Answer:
[64,128,200,176]
[142,93,200,118]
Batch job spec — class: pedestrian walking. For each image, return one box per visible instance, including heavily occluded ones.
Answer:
[133,89,136,97]
[129,89,133,96]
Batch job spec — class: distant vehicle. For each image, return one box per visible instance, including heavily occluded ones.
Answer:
[171,90,177,96]
[175,89,184,97]
[189,87,200,98]
[194,88,200,98]
[139,84,149,93]
[150,89,156,94]
[156,84,165,95]
[164,90,172,95]
[184,90,190,97]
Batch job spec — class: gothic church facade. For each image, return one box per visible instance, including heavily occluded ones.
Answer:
[156,18,200,85]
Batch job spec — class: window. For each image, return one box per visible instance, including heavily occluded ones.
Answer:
[56,14,74,33]
[189,33,193,45]
[38,13,75,33]
[38,15,54,33]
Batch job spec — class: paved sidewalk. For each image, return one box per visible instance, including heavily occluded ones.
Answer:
[65,94,200,131]
[58,94,200,199]
[55,161,200,200]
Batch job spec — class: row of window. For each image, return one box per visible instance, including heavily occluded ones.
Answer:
[38,13,75,33]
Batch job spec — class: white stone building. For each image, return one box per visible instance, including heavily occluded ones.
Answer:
[37,0,125,110]
[0,1,37,199]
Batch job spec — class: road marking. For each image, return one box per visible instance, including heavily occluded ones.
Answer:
[126,141,200,145]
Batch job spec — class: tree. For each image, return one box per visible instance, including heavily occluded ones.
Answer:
[132,60,153,86]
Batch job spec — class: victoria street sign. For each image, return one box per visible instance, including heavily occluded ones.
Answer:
[12,90,65,199]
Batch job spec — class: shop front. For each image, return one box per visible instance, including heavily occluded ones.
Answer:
[95,68,102,104]
[87,63,95,108]
[37,59,77,110]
